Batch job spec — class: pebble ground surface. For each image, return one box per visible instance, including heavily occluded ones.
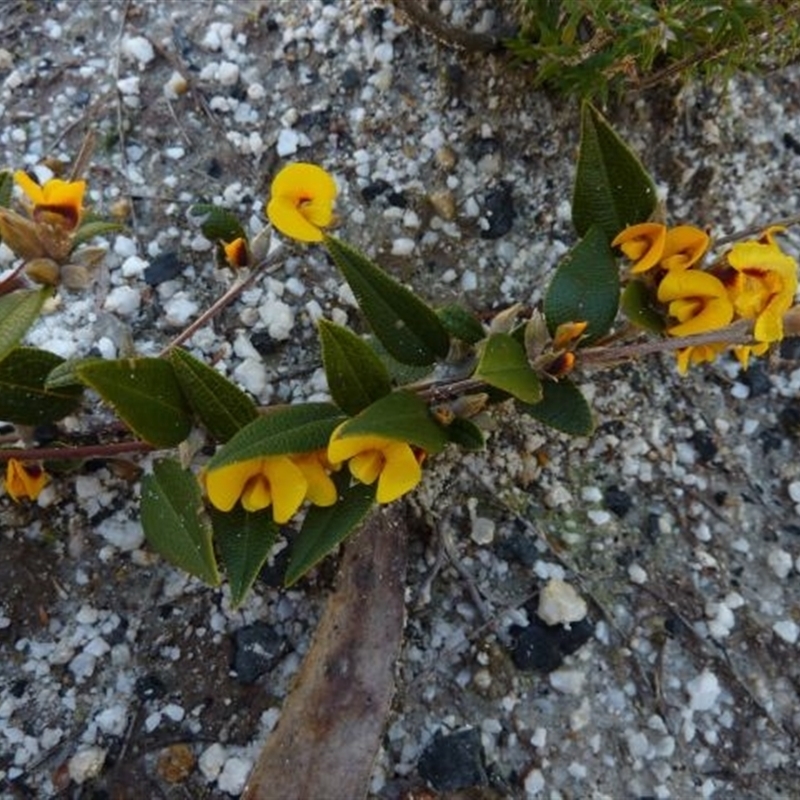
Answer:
[2,1,800,798]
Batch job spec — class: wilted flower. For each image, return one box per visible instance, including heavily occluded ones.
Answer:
[4,458,48,502]
[266,163,337,243]
[327,426,423,504]
[222,237,250,269]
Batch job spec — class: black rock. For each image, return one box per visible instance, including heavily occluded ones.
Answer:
[466,132,500,162]
[603,486,632,518]
[495,531,538,568]
[340,66,361,90]
[779,401,800,437]
[361,179,391,202]
[760,427,784,454]
[135,673,167,701]
[783,131,800,156]
[418,729,488,791]
[231,622,285,684]
[508,616,593,673]
[690,430,717,463]
[480,183,515,239]
[740,361,772,397]
[144,251,185,285]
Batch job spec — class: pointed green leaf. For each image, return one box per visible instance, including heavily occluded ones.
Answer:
[211,506,279,607]
[44,358,83,390]
[0,288,48,364]
[76,358,192,446]
[518,378,594,436]
[189,203,246,244]
[544,224,619,343]
[572,103,657,242]
[71,219,124,247]
[141,459,221,586]
[621,279,666,333]
[437,304,485,345]
[337,390,448,454]
[284,478,376,586]
[0,347,83,424]
[168,347,258,441]
[0,170,12,208]
[324,235,450,366]
[318,319,392,415]
[474,333,543,404]
[207,403,345,470]
[444,416,485,450]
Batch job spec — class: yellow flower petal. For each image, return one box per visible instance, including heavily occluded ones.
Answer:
[659,225,709,271]
[204,459,262,512]
[375,441,422,503]
[261,456,308,523]
[611,222,667,274]
[241,473,273,512]
[657,270,733,337]
[4,458,48,502]
[15,171,86,230]
[293,451,338,507]
[222,237,250,268]
[349,450,384,486]
[266,163,337,243]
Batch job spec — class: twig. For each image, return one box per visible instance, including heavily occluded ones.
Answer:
[0,440,153,463]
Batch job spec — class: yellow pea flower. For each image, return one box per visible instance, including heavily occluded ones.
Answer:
[14,170,86,231]
[611,222,666,274]
[659,225,709,271]
[266,163,337,243]
[327,425,423,504]
[724,241,797,344]
[292,450,339,507]
[4,458,48,502]
[204,455,308,524]
[657,270,734,374]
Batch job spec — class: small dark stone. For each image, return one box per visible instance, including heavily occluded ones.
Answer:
[340,66,361,90]
[144,251,185,286]
[480,183,515,239]
[779,337,800,360]
[690,430,717,463]
[418,729,488,792]
[664,613,689,638]
[231,622,285,684]
[368,6,386,36]
[779,401,800,437]
[784,524,800,537]
[740,362,771,397]
[508,617,565,673]
[135,673,167,701]
[105,615,129,646]
[361,179,391,202]
[495,531,538,568]
[250,330,280,356]
[760,427,784,454]
[783,132,800,156]
[713,490,727,506]
[386,190,408,208]
[603,486,632,518]
[9,679,28,698]
[466,132,500,162]
[206,157,222,178]
[644,512,660,544]
[555,616,594,657]
[258,545,292,588]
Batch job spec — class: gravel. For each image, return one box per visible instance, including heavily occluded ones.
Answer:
[2,1,800,798]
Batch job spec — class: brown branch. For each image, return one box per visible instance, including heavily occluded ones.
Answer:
[0,440,154,463]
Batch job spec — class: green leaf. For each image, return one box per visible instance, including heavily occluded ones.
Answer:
[168,347,258,441]
[324,235,450,366]
[318,319,392,415]
[572,103,657,242]
[444,416,485,450]
[284,478,376,586]
[71,219,124,247]
[337,390,449,454]
[621,279,666,333]
[76,358,192,447]
[518,378,594,436]
[207,403,345,470]
[474,333,543,404]
[141,459,221,586]
[189,203,246,244]
[543,224,619,343]
[211,506,279,607]
[437,304,485,344]
[0,347,83,424]
[0,170,12,208]
[0,288,48,364]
